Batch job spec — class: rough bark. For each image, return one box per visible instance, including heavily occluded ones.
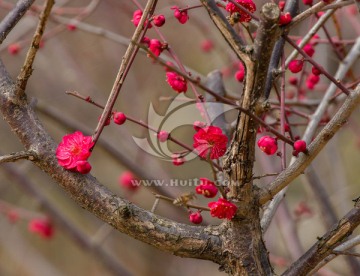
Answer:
[219,3,281,275]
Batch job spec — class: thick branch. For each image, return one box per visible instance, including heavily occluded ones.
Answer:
[0,60,222,262]
[252,3,281,101]
[199,0,248,61]
[283,202,360,276]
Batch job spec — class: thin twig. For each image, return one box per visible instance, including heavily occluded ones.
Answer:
[259,86,360,205]
[332,250,360,258]
[154,194,211,211]
[16,0,54,95]
[65,90,224,170]
[151,198,160,213]
[138,43,294,146]
[0,150,36,163]
[252,173,279,180]
[262,38,360,228]
[284,36,350,96]
[303,37,360,141]
[91,0,158,148]
[284,3,338,67]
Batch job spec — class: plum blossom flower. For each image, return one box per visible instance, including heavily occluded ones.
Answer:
[131,9,152,28]
[172,154,185,166]
[257,136,278,155]
[195,178,218,198]
[171,6,189,24]
[279,12,292,25]
[76,160,92,174]
[8,43,21,55]
[166,72,187,93]
[119,171,139,191]
[157,131,169,142]
[113,112,127,125]
[193,126,228,159]
[208,198,237,220]
[293,140,307,154]
[28,218,54,239]
[153,15,165,27]
[225,0,256,23]
[288,59,304,73]
[56,131,94,174]
[189,211,203,224]
[235,65,245,82]
[303,44,315,57]
[312,66,321,76]
[149,39,164,57]
[201,39,214,52]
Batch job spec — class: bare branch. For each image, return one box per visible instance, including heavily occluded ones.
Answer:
[283,202,360,276]
[0,0,35,44]
[311,235,360,273]
[284,1,343,68]
[0,150,36,163]
[303,37,360,141]
[92,0,158,148]
[260,85,360,204]
[16,0,54,95]
[261,37,360,228]
[199,0,252,64]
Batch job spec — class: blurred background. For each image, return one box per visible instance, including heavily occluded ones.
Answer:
[0,0,360,275]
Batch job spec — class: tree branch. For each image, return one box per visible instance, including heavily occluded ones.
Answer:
[0,0,35,44]
[282,202,360,276]
[16,0,54,95]
[260,85,360,204]
[92,0,158,148]
[0,150,36,163]
[0,60,222,262]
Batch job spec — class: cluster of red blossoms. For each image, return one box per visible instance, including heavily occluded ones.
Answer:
[257,135,307,157]
[171,6,189,24]
[188,125,237,224]
[190,177,237,224]
[288,36,322,91]
[208,198,237,220]
[130,8,190,94]
[131,10,166,28]
[277,2,292,25]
